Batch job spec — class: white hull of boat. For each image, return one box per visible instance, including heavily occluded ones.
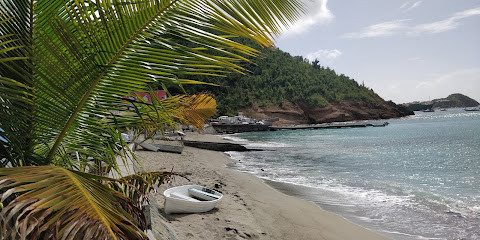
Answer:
[163,185,223,214]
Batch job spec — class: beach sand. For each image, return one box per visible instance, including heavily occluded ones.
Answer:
[137,133,389,240]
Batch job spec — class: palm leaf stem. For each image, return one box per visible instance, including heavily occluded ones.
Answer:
[47,0,181,160]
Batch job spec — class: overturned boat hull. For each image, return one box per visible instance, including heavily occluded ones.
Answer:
[135,140,184,154]
[163,185,222,214]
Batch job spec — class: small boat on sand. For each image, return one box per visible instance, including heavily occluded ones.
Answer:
[151,143,184,153]
[163,185,223,214]
[134,140,184,154]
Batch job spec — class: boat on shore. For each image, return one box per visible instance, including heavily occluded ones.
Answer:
[163,185,223,214]
[422,108,435,112]
[134,140,184,153]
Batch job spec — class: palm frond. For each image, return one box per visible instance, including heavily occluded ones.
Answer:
[1,0,306,239]
[133,93,218,131]
[0,166,147,240]
[105,171,174,207]
[171,94,218,129]
[1,0,305,168]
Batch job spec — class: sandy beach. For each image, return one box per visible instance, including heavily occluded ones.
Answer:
[137,133,389,240]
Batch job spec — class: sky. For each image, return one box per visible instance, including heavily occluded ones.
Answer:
[275,0,480,104]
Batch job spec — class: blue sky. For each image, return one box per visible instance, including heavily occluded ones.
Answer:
[276,0,480,104]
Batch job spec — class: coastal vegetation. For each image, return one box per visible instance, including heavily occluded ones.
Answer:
[0,1,304,239]
[432,94,479,108]
[174,41,387,117]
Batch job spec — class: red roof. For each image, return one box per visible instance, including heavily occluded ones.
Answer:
[125,90,167,103]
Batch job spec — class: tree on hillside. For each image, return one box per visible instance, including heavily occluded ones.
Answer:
[178,47,383,116]
[0,1,304,239]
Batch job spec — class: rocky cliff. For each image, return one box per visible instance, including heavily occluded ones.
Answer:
[239,100,414,125]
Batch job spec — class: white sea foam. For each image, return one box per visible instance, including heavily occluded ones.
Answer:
[412,110,480,120]
[381,230,444,240]
[234,163,414,209]
[293,178,413,207]
[230,153,413,208]
[230,151,475,221]
[245,141,291,148]
[225,151,246,162]
[222,135,249,143]
[223,135,291,148]
[444,201,480,219]
[229,152,480,239]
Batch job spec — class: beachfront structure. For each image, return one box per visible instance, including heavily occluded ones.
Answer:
[211,115,279,133]
[212,114,271,125]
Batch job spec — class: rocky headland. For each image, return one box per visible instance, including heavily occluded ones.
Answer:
[239,100,413,126]
[177,45,415,125]
[403,93,479,111]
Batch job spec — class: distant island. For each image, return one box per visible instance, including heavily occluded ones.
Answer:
[169,40,413,125]
[402,93,480,111]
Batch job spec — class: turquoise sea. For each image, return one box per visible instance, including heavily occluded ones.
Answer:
[225,108,480,240]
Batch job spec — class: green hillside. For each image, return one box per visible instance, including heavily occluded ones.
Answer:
[404,93,479,111]
[433,94,479,108]
[166,44,388,116]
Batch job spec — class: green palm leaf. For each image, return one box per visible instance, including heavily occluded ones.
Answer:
[1,0,306,239]
[1,0,304,169]
[0,166,148,240]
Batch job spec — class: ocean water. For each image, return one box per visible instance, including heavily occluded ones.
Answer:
[225,108,480,240]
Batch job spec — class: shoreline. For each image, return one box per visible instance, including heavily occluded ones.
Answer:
[260,178,392,239]
[137,133,389,240]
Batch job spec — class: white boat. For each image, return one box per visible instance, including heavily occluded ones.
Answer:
[121,133,132,143]
[150,143,184,153]
[163,185,223,214]
[134,140,184,153]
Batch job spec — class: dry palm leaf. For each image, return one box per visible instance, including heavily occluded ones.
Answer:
[0,166,147,240]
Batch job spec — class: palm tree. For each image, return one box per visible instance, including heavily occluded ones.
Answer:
[0,0,304,239]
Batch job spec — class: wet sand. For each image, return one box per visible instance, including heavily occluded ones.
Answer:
[137,133,389,240]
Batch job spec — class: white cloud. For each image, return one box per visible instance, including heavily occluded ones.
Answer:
[305,49,342,62]
[282,0,334,36]
[415,68,480,99]
[410,1,423,10]
[401,1,423,12]
[344,7,480,38]
[409,7,480,35]
[455,7,480,18]
[400,2,409,9]
[409,19,458,35]
[343,20,409,39]
[383,68,480,103]
[408,56,424,62]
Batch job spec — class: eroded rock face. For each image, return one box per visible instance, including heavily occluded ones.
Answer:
[238,101,309,125]
[239,100,414,125]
